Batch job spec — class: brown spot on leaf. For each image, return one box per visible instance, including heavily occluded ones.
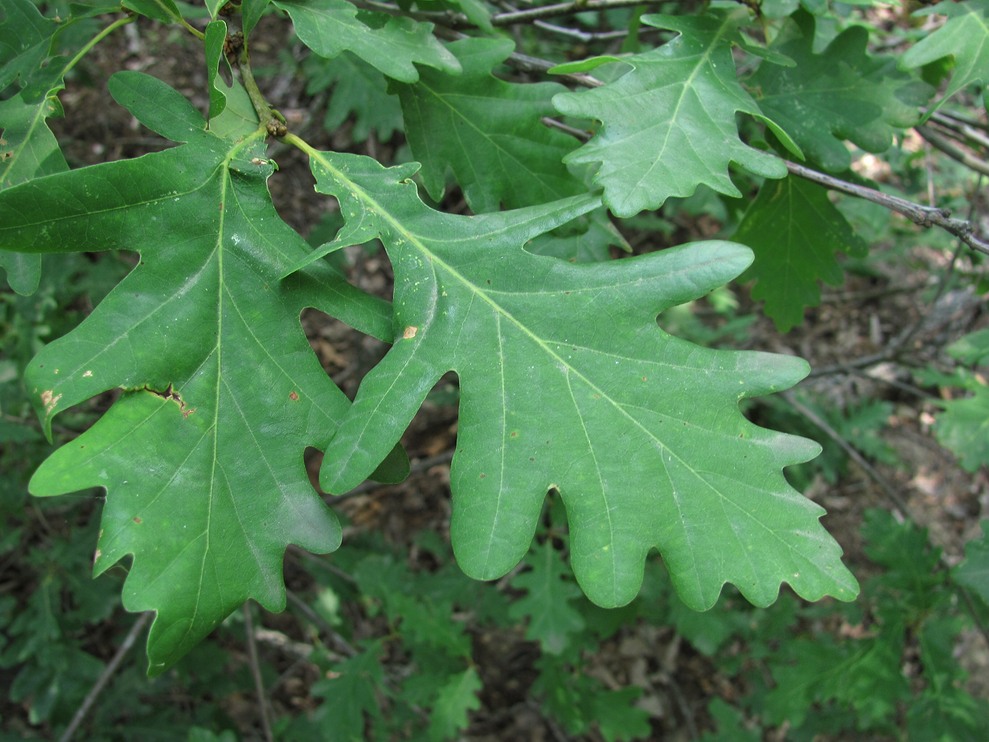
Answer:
[289,391,300,401]
[40,389,62,414]
[403,326,418,339]
[133,516,142,524]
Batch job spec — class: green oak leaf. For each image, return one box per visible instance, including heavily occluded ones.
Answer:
[954,520,989,605]
[935,386,989,472]
[509,542,586,655]
[900,0,989,112]
[121,0,185,24]
[933,329,989,472]
[735,176,867,331]
[748,10,931,172]
[205,20,229,121]
[310,642,387,740]
[591,687,651,742]
[948,327,989,366]
[272,0,460,83]
[552,11,786,217]
[0,72,397,673]
[397,37,581,213]
[427,668,482,742]
[303,51,404,141]
[0,92,65,294]
[0,0,58,92]
[0,0,81,294]
[397,36,623,261]
[291,147,858,610]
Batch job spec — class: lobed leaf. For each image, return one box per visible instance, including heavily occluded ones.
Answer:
[397,36,623,260]
[294,147,858,610]
[552,10,786,217]
[427,668,482,742]
[397,37,580,213]
[0,73,395,672]
[735,176,867,331]
[509,542,586,654]
[272,0,460,83]
[0,92,65,294]
[0,0,58,92]
[0,0,74,293]
[304,52,404,141]
[900,0,989,113]
[749,10,932,172]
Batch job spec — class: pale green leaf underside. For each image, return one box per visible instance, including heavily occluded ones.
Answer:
[301,150,858,610]
[750,10,931,172]
[552,11,786,217]
[0,75,393,672]
[735,176,867,331]
[900,0,989,112]
[273,0,460,83]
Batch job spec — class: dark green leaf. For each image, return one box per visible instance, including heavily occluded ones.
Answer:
[310,643,387,742]
[735,176,867,331]
[590,686,651,742]
[427,667,482,742]
[952,520,989,605]
[935,386,989,472]
[0,75,392,673]
[303,52,403,141]
[0,0,58,93]
[398,37,579,213]
[509,542,586,654]
[749,10,931,172]
[205,20,228,121]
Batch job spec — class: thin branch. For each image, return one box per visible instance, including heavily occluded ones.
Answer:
[918,125,989,178]
[356,0,663,29]
[59,613,151,742]
[541,116,592,140]
[243,604,275,742]
[533,19,629,42]
[930,111,989,152]
[935,109,989,133]
[780,391,912,515]
[784,160,989,258]
[490,0,664,27]
[285,589,358,657]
